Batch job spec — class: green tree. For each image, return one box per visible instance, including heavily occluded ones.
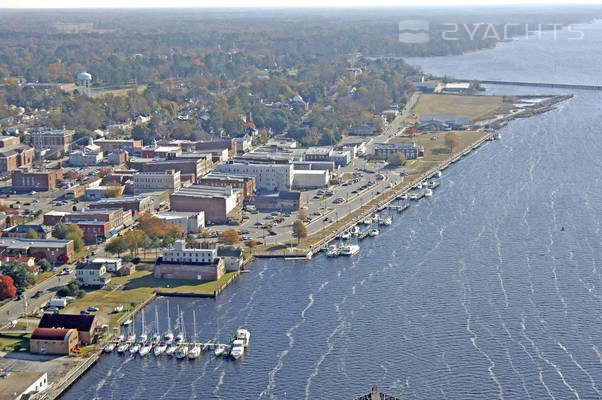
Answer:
[106,237,129,257]
[52,223,69,239]
[387,152,406,166]
[292,220,307,244]
[25,228,39,239]
[38,259,52,272]
[0,261,34,291]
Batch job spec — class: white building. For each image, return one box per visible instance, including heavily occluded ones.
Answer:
[91,257,122,273]
[163,240,216,264]
[69,150,103,166]
[217,161,293,192]
[293,169,330,189]
[0,371,48,400]
[76,262,111,287]
[155,211,205,234]
[133,170,181,194]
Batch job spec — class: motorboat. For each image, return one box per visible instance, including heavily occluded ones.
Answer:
[379,216,392,226]
[436,170,442,178]
[230,339,245,360]
[154,341,167,356]
[326,245,339,257]
[234,329,251,348]
[116,334,124,342]
[351,226,360,235]
[362,218,372,225]
[113,304,123,313]
[104,343,115,353]
[165,342,178,356]
[369,228,379,237]
[117,342,130,353]
[340,244,360,256]
[139,341,152,356]
[398,193,408,201]
[410,193,419,201]
[416,182,422,190]
[122,319,132,326]
[175,344,189,359]
[424,188,433,197]
[214,344,226,357]
[341,231,351,240]
[188,344,201,360]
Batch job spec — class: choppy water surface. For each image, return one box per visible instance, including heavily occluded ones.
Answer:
[62,22,601,400]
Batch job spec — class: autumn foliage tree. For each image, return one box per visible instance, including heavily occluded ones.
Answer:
[292,220,307,244]
[0,275,17,299]
[138,215,169,238]
[445,132,460,153]
[218,229,240,245]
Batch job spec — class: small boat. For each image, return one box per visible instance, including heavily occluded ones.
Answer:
[151,333,161,343]
[164,332,174,344]
[113,304,123,313]
[436,171,442,178]
[416,182,422,190]
[380,216,392,226]
[326,245,339,257]
[122,319,132,326]
[214,344,226,357]
[351,226,360,235]
[165,342,178,356]
[154,341,167,356]
[188,344,201,360]
[230,339,245,360]
[138,333,147,342]
[369,228,379,237]
[362,218,372,225]
[127,334,136,343]
[424,188,433,197]
[129,342,141,355]
[495,132,502,140]
[410,193,419,201]
[340,244,360,256]
[104,343,115,353]
[117,342,130,353]
[234,328,251,348]
[139,341,152,356]
[341,231,351,240]
[175,344,188,359]
[398,193,408,201]
[117,334,124,342]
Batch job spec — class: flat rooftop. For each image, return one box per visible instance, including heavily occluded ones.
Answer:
[0,237,72,249]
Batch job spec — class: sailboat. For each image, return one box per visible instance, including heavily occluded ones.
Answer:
[151,306,161,343]
[175,311,188,359]
[175,306,184,343]
[138,311,152,356]
[187,311,201,360]
[214,317,225,357]
[164,300,174,344]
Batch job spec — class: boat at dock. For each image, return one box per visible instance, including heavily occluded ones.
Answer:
[398,193,408,201]
[113,304,123,313]
[165,342,177,356]
[188,311,201,360]
[326,245,340,257]
[416,182,422,190]
[175,344,189,359]
[436,170,442,178]
[428,180,440,189]
[234,328,251,348]
[424,188,433,197]
[341,244,360,256]
[410,193,419,200]
[154,341,167,356]
[122,318,132,326]
[397,203,410,213]
[129,342,141,355]
[117,341,130,353]
[341,231,351,240]
[104,343,115,353]
[139,341,152,356]
[351,226,360,235]
[369,228,379,237]
[230,340,245,360]
[379,216,392,226]
[362,218,372,225]
[214,344,226,357]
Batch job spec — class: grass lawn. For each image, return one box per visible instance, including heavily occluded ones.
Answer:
[0,333,30,352]
[413,93,509,122]
[61,266,238,330]
[34,270,56,285]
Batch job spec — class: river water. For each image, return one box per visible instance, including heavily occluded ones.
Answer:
[62,21,601,400]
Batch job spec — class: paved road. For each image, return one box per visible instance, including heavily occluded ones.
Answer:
[0,271,75,326]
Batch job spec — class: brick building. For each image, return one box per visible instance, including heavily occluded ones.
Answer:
[94,139,143,153]
[129,156,211,183]
[38,313,99,345]
[11,169,63,192]
[0,144,35,172]
[88,195,153,215]
[30,328,78,355]
[154,240,225,281]
[0,237,74,263]
[44,208,131,231]
[372,142,424,160]
[192,139,237,158]
[198,172,256,198]
[170,185,240,224]
[32,129,74,157]
[133,170,181,194]
[70,220,112,244]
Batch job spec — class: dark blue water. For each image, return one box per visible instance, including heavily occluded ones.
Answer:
[62,22,601,400]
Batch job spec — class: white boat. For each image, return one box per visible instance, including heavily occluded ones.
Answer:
[114,304,123,313]
[380,216,392,226]
[495,132,502,140]
[369,228,379,237]
[351,226,360,235]
[154,341,167,356]
[362,218,372,225]
[127,334,136,343]
[436,171,442,178]
[165,343,178,356]
[117,334,124,342]
[175,344,188,359]
[341,231,351,240]
[410,193,419,201]
[188,311,201,359]
[214,344,226,357]
[230,339,245,360]
[139,341,152,356]
[416,182,422,190]
[234,328,251,348]
[164,300,174,344]
[117,342,130,353]
[138,333,147,342]
[129,342,141,355]
[340,244,360,256]
[398,193,408,201]
[104,343,115,353]
[122,319,132,326]
[326,245,339,257]
[424,188,433,197]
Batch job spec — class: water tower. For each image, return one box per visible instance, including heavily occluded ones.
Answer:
[76,72,92,94]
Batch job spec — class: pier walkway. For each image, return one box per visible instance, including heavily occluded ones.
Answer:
[474,80,602,91]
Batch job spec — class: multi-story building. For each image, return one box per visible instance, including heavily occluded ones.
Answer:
[155,211,205,234]
[94,139,143,154]
[304,146,334,161]
[76,261,111,287]
[0,237,74,263]
[154,240,225,281]
[11,169,63,192]
[133,170,181,194]
[129,155,211,183]
[30,328,79,355]
[372,142,424,160]
[192,139,237,158]
[68,150,103,166]
[88,195,154,215]
[217,161,293,192]
[0,144,35,172]
[0,135,20,148]
[38,313,99,345]
[44,208,131,231]
[31,129,74,157]
[70,220,112,244]
[170,185,240,223]
[246,191,303,212]
[292,169,330,189]
[198,173,256,198]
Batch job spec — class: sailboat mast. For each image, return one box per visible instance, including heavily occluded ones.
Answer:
[167,301,171,332]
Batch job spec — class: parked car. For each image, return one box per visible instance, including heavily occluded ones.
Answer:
[269,231,277,236]
[33,290,43,298]
[87,306,100,312]
[80,310,91,315]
